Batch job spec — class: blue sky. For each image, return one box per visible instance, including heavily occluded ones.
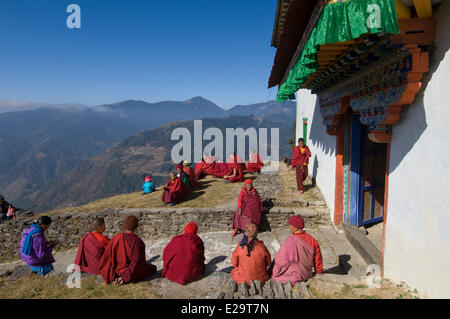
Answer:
[0,0,278,109]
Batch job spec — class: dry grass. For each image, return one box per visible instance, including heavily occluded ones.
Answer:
[0,274,159,299]
[309,279,420,299]
[46,176,242,215]
[277,162,322,202]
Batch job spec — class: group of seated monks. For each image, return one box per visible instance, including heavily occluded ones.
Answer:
[71,212,322,287]
[19,196,322,287]
[156,150,265,206]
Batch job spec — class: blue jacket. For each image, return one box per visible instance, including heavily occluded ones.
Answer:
[143,181,155,194]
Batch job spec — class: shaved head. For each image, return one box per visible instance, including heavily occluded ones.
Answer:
[91,217,105,232]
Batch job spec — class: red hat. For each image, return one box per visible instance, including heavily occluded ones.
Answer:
[184,222,198,234]
[288,215,305,230]
[244,179,253,185]
[145,176,152,182]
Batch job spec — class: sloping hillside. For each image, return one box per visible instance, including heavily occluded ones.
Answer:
[32,116,292,212]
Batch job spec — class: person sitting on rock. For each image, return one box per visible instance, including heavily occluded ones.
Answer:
[231,223,271,286]
[227,152,247,172]
[271,215,323,284]
[162,172,187,206]
[74,217,110,275]
[98,215,157,285]
[20,216,57,276]
[247,149,264,174]
[176,164,190,190]
[161,222,205,285]
[142,176,155,195]
[231,179,264,237]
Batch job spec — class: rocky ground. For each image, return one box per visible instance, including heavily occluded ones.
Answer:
[0,163,420,299]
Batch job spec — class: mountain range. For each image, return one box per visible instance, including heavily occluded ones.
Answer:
[0,97,296,211]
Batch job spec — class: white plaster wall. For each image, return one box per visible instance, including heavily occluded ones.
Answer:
[296,90,337,221]
[384,1,450,298]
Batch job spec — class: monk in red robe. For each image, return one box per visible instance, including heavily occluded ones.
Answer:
[231,223,271,285]
[98,215,157,285]
[74,217,109,275]
[247,149,264,173]
[271,215,323,284]
[161,222,205,285]
[227,152,246,173]
[182,161,197,188]
[224,155,244,183]
[231,179,264,237]
[162,172,187,206]
[291,138,311,194]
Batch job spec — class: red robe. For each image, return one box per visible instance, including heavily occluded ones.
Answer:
[211,162,232,178]
[291,145,311,167]
[161,233,205,285]
[227,155,247,172]
[74,232,109,275]
[183,167,197,188]
[291,145,311,192]
[247,153,264,173]
[98,233,157,284]
[226,156,244,183]
[162,177,187,203]
[232,187,264,229]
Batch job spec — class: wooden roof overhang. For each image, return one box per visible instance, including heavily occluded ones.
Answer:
[268,0,322,88]
[271,0,437,143]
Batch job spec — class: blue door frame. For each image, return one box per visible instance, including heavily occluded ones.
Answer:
[349,115,385,226]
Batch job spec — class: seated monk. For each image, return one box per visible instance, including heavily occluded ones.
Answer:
[227,152,246,173]
[74,217,110,274]
[161,222,205,285]
[211,162,232,178]
[231,223,271,285]
[182,161,197,188]
[271,216,323,284]
[224,155,244,183]
[98,215,157,285]
[231,179,264,237]
[247,149,264,173]
[162,172,187,206]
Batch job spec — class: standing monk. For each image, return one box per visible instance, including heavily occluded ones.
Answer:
[98,215,157,285]
[161,222,205,285]
[74,217,110,275]
[162,172,187,206]
[231,179,264,237]
[271,216,323,284]
[291,138,311,194]
[183,161,197,188]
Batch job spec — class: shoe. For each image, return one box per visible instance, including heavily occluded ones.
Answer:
[170,203,176,206]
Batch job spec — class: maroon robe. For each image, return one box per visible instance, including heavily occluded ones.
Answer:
[161,233,205,285]
[74,232,107,275]
[232,187,264,229]
[98,233,156,284]
[247,153,264,173]
[162,177,187,203]
[211,162,232,178]
[291,145,311,192]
